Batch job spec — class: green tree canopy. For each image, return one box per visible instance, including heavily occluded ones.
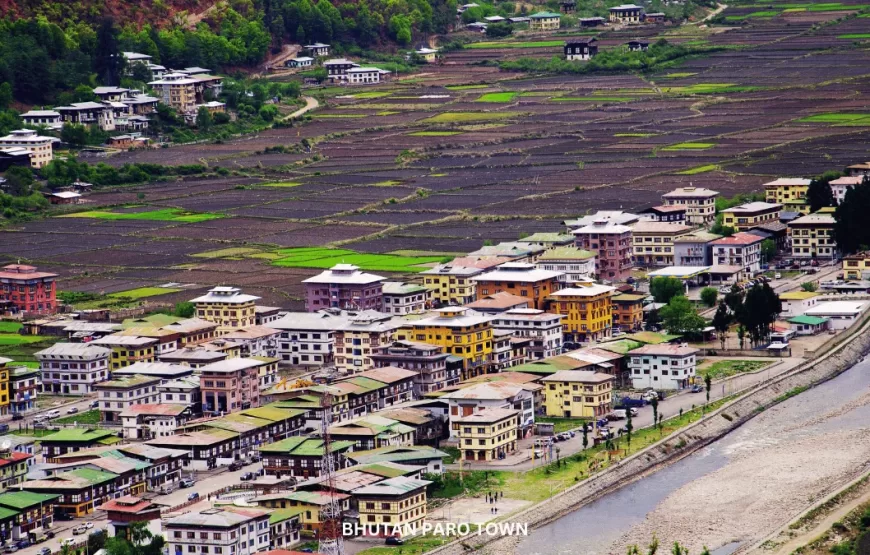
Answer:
[835,176,870,255]
[650,276,684,304]
[659,295,705,335]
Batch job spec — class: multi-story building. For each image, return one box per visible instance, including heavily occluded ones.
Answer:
[303,264,385,312]
[466,242,545,262]
[661,187,719,225]
[564,37,598,60]
[0,130,57,168]
[39,428,119,461]
[711,232,764,276]
[95,375,162,423]
[355,476,431,535]
[466,292,531,314]
[159,349,227,368]
[55,102,115,131]
[420,265,485,306]
[0,362,10,416]
[36,343,111,395]
[830,175,865,205]
[779,290,821,317]
[611,293,645,332]
[370,340,456,395]
[547,283,615,343]
[397,307,494,379]
[673,231,722,266]
[120,404,191,440]
[199,358,263,415]
[609,3,645,22]
[334,311,404,374]
[159,377,202,412]
[0,491,59,540]
[472,263,563,310]
[843,251,870,280]
[630,222,694,267]
[628,344,698,390]
[0,264,58,315]
[572,220,633,281]
[0,451,31,493]
[22,467,121,517]
[564,211,639,231]
[788,213,837,259]
[191,287,260,334]
[640,205,686,223]
[442,382,534,438]
[148,73,198,113]
[8,367,38,414]
[346,67,384,84]
[721,202,782,231]
[541,370,614,418]
[165,508,271,555]
[221,326,279,358]
[20,110,62,130]
[268,310,348,367]
[455,408,518,462]
[764,178,811,214]
[490,309,563,359]
[338,366,416,409]
[529,11,561,30]
[163,318,220,347]
[91,335,158,371]
[258,437,355,479]
[381,282,431,315]
[535,247,597,284]
[323,59,360,81]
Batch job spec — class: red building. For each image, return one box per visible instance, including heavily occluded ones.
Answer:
[99,496,162,540]
[0,264,58,315]
[199,358,262,415]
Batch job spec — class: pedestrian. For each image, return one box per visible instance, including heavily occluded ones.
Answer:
[495,507,498,515]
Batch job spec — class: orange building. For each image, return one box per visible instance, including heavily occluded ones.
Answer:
[0,264,58,315]
[471,263,563,310]
[611,293,645,332]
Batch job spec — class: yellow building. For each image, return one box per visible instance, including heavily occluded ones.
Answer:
[148,73,198,113]
[529,11,562,30]
[397,307,493,379]
[334,311,404,374]
[0,129,57,168]
[420,265,485,305]
[355,476,431,534]
[547,283,615,343]
[90,335,158,370]
[721,201,782,231]
[630,222,694,267]
[788,212,837,259]
[455,408,518,462]
[611,293,645,331]
[190,286,260,334]
[764,178,811,214]
[843,251,870,279]
[541,370,614,418]
[0,358,10,415]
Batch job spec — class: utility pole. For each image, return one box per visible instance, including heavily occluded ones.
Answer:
[318,391,344,555]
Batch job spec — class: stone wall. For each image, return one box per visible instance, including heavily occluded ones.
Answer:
[426,310,870,555]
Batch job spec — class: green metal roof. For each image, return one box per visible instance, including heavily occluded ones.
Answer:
[537,246,596,261]
[68,467,119,486]
[41,428,117,444]
[0,491,58,509]
[268,507,305,525]
[345,376,386,392]
[257,437,355,456]
[121,314,182,329]
[509,357,582,374]
[0,507,18,521]
[531,11,561,17]
[788,315,829,325]
[351,446,448,465]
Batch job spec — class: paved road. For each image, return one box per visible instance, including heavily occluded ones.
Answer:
[5,397,96,434]
[451,356,803,472]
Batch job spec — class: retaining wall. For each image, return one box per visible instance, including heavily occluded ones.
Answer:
[426,309,870,555]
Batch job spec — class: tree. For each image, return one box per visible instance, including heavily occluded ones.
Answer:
[624,405,633,449]
[801,281,817,292]
[486,22,513,38]
[3,166,35,196]
[737,324,746,349]
[61,123,89,146]
[700,287,718,307]
[259,105,279,121]
[835,176,870,255]
[712,302,730,349]
[738,284,781,346]
[659,295,705,336]
[94,18,124,86]
[650,396,658,429]
[704,373,712,403]
[173,302,195,317]
[0,82,11,110]
[582,424,588,450]
[196,106,213,131]
[645,307,661,331]
[650,276,684,304]
[807,176,835,213]
[761,239,777,263]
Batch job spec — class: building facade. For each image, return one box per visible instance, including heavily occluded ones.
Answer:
[191,287,260,334]
[661,187,719,225]
[721,202,782,231]
[303,264,385,312]
[36,343,111,395]
[628,344,698,390]
[764,178,811,214]
[535,247,597,284]
[529,11,561,30]
[490,309,563,359]
[711,232,764,276]
[0,264,58,315]
[472,263,563,310]
[95,375,162,423]
[381,282,430,315]
[420,265,484,306]
[541,370,614,418]
[200,358,263,416]
[165,508,271,555]
[788,213,837,259]
[455,408,518,462]
[0,130,57,168]
[572,220,633,281]
[547,283,615,343]
[631,222,694,267]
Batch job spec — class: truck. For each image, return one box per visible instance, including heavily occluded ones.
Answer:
[616,397,647,409]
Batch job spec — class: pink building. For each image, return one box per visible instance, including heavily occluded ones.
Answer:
[303,264,385,312]
[572,220,633,281]
[199,358,261,415]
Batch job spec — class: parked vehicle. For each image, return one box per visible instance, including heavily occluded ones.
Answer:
[45,410,60,419]
[180,478,195,488]
[67,407,78,415]
[228,461,244,471]
[72,526,87,535]
[640,390,658,402]
[187,492,200,501]
[616,397,646,409]
[598,428,613,439]
[609,409,627,420]
[32,415,47,423]
[533,449,544,459]
[691,384,704,393]
[33,422,47,430]
[14,541,29,549]
[38,547,51,555]
[385,537,404,546]
[84,522,93,530]
[10,414,23,421]
[0,424,8,434]
[774,273,782,279]
[60,539,76,548]
[240,472,255,481]
[4,544,18,553]
[90,400,99,409]
[45,531,54,539]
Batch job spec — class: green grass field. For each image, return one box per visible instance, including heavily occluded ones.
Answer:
[614,133,657,137]
[663,83,760,95]
[350,92,392,99]
[536,417,590,433]
[839,33,870,38]
[798,112,870,125]
[697,359,771,380]
[663,142,716,150]
[407,131,463,136]
[107,287,181,300]
[421,112,521,124]
[552,96,632,102]
[0,322,22,333]
[312,114,367,118]
[466,40,564,49]
[272,247,450,273]
[53,409,101,425]
[0,334,51,346]
[475,92,518,103]
[677,164,720,174]
[663,72,698,78]
[62,209,223,223]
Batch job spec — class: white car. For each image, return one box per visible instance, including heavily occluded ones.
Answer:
[84,522,94,530]
[60,539,77,547]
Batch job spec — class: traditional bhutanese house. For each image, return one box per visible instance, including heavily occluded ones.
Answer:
[379,406,444,446]
[145,428,239,471]
[611,293,646,333]
[257,437,355,479]
[99,495,162,540]
[353,475,431,536]
[335,366,416,410]
[328,415,416,451]
[564,346,630,386]
[40,428,121,462]
[466,292,532,314]
[21,468,119,517]
[564,38,598,61]
[0,491,59,541]
[347,445,448,474]
[252,490,351,533]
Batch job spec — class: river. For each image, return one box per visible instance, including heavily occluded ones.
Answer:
[519,356,870,555]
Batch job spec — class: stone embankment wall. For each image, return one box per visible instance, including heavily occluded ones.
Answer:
[427,313,870,555]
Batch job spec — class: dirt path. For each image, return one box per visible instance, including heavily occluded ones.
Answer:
[282,96,319,121]
[699,3,728,23]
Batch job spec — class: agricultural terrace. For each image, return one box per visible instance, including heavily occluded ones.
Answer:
[3,2,870,309]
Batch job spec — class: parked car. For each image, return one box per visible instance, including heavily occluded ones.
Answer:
[533,449,544,459]
[691,384,704,393]
[228,461,244,471]
[180,478,195,488]
[45,410,60,419]
[608,409,627,420]
[45,531,55,539]
[0,424,8,434]
[4,544,18,553]
[67,407,79,415]
[599,428,613,440]
[72,526,87,535]
[14,541,29,549]
[187,492,200,501]
[240,472,255,481]
[84,522,93,530]
[385,537,404,546]
[90,400,99,409]
[32,414,47,423]
[60,539,76,548]
[774,273,782,279]
[37,547,51,555]
[10,414,23,421]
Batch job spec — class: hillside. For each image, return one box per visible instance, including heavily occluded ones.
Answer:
[0,0,219,27]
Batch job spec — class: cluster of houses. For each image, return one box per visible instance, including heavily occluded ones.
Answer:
[463,3,664,34]
[286,43,438,77]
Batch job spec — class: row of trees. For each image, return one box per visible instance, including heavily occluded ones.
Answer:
[712,283,782,349]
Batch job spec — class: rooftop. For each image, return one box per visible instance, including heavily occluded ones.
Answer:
[472,263,563,283]
[788,315,829,326]
[662,187,719,199]
[631,221,694,234]
[805,301,868,316]
[167,508,267,528]
[537,246,597,261]
[382,281,429,295]
[711,232,765,246]
[441,382,525,401]
[466,292,531,310]
[454,407,518,423]
[541,370,615,383]
[721,202,782,214]
[302,264,385,285]
[763,178,812,187]
[789,213,836,226]
[190,287,261,304]
[779,291,820,300]
[630,344,698,356]
[549,284,616,298]
[119,404,189,418]
[40,428,117,444]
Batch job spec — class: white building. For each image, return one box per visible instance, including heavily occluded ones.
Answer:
[346,67,383,84]
[112,361,193,381]
[20,110,63,130]
[221,325,280,358]
[35,343,111,395]
[830,175,865,205]
[267,310,350,366]
[535,246,597,283]
[55,101,116,131]
[287,56,314,68]
[710,232,764,277]
[0,129,58,168]
[490,309,563,359]
[804,301,869,330]
[382,282,431,315]
[778,291,821,317]
[661,186,719,225]
[441,382,536,438]
[120,404,190,440]
[564,210,639,231]
[628,344,698,390]
[165,508,271,555]
[158,377,201,410]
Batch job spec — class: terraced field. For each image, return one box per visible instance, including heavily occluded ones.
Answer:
[2,2,870,309]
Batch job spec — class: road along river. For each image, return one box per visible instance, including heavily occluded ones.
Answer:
[517,356,870,555]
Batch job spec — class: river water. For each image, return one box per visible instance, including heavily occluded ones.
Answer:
[519,357,870,555]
